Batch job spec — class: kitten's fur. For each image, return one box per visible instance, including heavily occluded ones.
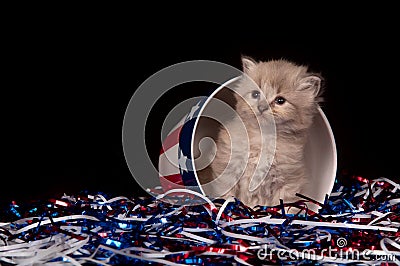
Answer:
[198,56,323,207]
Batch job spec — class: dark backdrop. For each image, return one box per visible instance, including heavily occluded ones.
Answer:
[3,18,399,207]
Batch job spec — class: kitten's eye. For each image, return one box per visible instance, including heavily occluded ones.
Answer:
[274,96,286,105]
[251,90,260,99]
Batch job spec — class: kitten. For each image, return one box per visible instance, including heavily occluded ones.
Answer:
[198,56,323,207]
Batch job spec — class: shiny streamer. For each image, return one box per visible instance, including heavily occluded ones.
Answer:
[1,176,399,265]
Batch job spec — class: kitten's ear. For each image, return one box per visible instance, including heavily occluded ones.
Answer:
[297,75,322,97]
[241,56,257,74]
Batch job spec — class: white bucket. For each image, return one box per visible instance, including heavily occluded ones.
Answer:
[159,77,337,211]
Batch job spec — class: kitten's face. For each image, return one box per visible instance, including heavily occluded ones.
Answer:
[235,58,323,131]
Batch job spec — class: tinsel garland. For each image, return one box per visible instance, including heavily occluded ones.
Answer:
[0,176,399,265]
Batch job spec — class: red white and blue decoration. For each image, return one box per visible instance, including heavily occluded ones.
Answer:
[0,175,399,265]
[159,97,206,194]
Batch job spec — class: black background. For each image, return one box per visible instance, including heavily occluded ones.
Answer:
[3,14,400,207]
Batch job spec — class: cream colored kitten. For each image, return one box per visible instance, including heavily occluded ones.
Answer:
[198,56,323,207]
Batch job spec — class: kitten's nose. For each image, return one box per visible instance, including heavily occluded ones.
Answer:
[257,103,269,114]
